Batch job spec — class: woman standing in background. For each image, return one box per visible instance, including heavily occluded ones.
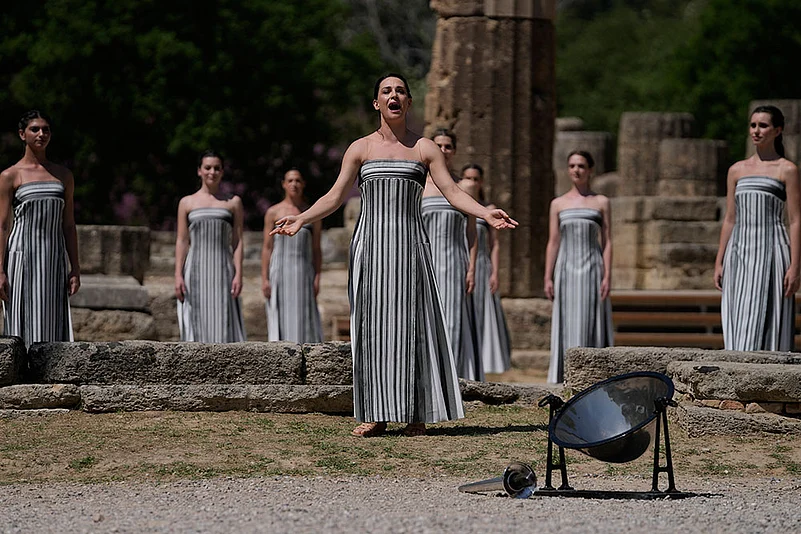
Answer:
[421,129,483,381]
[0,110,80,347]
[715,105,800,351]
[544,150,613,384]
[262,168,322,342]
[175,150,246,342]
[458,163,511,374]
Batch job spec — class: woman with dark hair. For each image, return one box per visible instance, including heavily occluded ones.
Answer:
[272,73,517,437]
[544,150,613,384]
[715,105,800,350]
[458,163,511,374]
[175,150,246,342]
[261,168,322,342]
[420,128,483,381]
[0,110,80,347]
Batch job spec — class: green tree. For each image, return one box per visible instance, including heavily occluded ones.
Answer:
[670,0,801,160]
[0,0,382,228]
[556,0,703,142]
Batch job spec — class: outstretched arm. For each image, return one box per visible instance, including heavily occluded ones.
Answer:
[272,140,365,236]
[422,139,517,230]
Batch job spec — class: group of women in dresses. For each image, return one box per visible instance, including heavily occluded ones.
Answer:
[2,89,797,438]
[544,104,801,384]
[175,160,323,344]
[420,129,512,383]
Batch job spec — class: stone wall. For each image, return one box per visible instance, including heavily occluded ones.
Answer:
[0,338,555,413]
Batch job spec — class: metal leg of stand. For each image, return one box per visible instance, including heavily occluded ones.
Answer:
[539,395,572,491]
[651,398,678,493]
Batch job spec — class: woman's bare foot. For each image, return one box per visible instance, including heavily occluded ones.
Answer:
[351,422,387,437]
[402,423,426,437]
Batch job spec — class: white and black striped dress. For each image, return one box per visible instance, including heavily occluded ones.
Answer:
[421,196,483,381]
[549,207,613,384]
[722,176,795,351]
[177,207,246,342]
[3,181,73,347]
[267,224,322,342]
[350,160,464,423]
[474,219,511,373]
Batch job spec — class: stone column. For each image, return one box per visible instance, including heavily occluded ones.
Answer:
[425,0,556,297]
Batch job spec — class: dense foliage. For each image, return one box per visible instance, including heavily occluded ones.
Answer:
[0,0,384,228]
[557,0,801,162]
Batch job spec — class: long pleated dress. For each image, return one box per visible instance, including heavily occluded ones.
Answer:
[474,219,511,374]
[721,176,795,351]
[421,195,483,381]
[3,181,73,347]
[549,207,613,384]
[350,159,464,423]
[267,224,322,342]
[177,207,246,342]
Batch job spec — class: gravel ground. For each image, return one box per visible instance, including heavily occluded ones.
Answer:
[1,475,800,533]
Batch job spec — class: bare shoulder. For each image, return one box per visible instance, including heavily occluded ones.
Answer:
[263,203,280,222]
[728,159,747,179]
[177,194,194,212]
[228,194,244,212]
[549,195,564,212]
[0,166,17,188]
[781,158,799,179]
[596,194,611,209]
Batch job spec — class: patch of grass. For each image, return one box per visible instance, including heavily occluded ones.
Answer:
[68,456,97,470]
[315,455,368,475]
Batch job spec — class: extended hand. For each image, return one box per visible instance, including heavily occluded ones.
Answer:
[270,215,303,237]
[485,209,518,230]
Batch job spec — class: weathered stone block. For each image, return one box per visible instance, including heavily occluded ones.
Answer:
[69,275,150,311]
[0,384,80,409]
[510,350,549,371]
[459,379,558,405]
[618,112,695,196]
[658,138,728,197]
[79,384,353,414]
[304,342,352,385]
[671,403,801,438]
[556,117,585,131]
[501,298,551,350]
[0,337,26,386]
[668,361,801,403]
[77,225,150,283]
[565,346,801,392]
[699,399,722,408]
[640,267,715,290]
[71,309,157,342]
[719,400,745,411]
[746,402,784,414]
[29,341,305,385]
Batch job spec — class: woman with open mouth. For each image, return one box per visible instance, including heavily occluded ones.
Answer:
[271,73,517,438]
